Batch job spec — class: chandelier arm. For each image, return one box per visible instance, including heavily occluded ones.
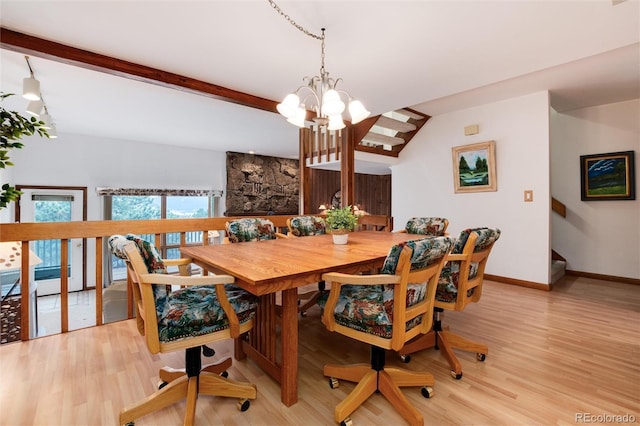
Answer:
[333,88,352,100]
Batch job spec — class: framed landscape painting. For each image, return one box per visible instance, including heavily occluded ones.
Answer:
[580,150,635,201]
[452,140,497,193]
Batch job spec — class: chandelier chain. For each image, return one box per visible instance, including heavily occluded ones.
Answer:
[268,0,323,40]
[267,1,327,72]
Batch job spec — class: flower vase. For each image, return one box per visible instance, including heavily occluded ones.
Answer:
[332,231,349,245]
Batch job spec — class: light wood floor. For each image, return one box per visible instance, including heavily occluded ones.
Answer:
[1,276,638,425]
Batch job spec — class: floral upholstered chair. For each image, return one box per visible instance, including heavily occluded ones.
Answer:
[225,218,276,243]
[287,215,326,237]
[284,215,327,315]
[398,217,449,236]
[319,236,453,426]
[108,234,259,426]
[399,227,501,380]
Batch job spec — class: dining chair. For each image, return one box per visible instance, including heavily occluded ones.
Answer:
[284,215,328,315]
[355,214,393,232]
[224,217,277,243]
[398,227,501,379]
[320,236,454,426]
[397,217,449,236]
[108,234,258,426]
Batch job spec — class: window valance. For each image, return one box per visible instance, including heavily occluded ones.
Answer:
[96,188,223,197]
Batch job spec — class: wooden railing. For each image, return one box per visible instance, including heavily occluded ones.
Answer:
[301,126,344,166]
[0,216,291,341]
[551,197,566,217]
[1,214,392,341]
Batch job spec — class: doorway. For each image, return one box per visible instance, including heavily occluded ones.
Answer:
[16,186,87,296]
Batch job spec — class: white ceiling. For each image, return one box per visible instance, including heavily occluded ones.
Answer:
[1,0,638,173]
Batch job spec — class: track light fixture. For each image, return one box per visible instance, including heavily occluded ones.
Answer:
[40,105,52,130]
[26,99,44,117]
[269,0,370,130]
[23,56,41,101]
[21,56,57,137]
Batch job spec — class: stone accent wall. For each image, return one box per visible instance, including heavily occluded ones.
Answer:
[225,152,299,216]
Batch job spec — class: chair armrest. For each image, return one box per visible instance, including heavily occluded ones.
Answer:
[163,258,192,267]
[275,232,290,239]
[322,272,400,285]
[139,273,234,287]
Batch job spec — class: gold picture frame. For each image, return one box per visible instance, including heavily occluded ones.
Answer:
[452,140,497,193]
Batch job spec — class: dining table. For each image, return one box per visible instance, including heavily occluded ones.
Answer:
[180,230,422,407]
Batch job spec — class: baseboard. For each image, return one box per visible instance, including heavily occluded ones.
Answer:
[484,274,551,291]
[565,270,640,285]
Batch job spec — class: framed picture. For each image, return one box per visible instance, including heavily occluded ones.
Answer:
[580,150,635,201]
[452,140,497,193]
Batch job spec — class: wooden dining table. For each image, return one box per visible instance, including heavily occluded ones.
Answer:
[180,230,421,406]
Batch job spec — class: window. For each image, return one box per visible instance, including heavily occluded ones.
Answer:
[99,188,222,280]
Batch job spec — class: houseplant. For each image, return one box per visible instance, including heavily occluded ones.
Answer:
[324,205,358,244]
[1,92,50,209]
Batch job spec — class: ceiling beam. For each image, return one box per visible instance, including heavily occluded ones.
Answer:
[0,27,279,114]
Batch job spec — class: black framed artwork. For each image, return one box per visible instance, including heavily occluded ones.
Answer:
[580,150,635,201]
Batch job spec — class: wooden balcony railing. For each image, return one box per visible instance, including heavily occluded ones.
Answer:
[0,216,291,341]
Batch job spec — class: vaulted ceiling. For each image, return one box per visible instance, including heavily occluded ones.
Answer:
[1,1,638,174]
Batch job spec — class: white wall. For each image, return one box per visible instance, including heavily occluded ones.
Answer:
[392,91,551,285]
[4,133,227,223]
[551,99,640,280]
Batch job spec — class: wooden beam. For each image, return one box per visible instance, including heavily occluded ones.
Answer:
[0,27,279,114]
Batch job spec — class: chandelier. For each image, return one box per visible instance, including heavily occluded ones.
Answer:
[269,1,370,130]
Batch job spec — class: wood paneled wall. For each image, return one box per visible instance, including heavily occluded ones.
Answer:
[307,169,391,216]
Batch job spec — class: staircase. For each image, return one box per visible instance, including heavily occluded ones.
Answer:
[551,249,566,284]
[551,199,567,284]
[551,259,566,284]
[353,108,430,157]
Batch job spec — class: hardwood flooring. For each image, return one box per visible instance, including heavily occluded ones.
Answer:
[0,276,638,425]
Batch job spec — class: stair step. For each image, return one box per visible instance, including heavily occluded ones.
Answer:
[375,115,417,133]
[551,259,566,284]
[361,132,405,147]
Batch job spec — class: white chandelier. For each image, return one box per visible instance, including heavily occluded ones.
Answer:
[270,1,370,130]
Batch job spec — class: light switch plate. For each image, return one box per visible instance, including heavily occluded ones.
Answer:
[524,190,533,202]
[464,124,479,136]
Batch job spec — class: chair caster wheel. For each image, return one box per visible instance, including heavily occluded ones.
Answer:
[202,345,215,357]
[237,398,250,412]
[400,354,411,363]
[158,381,168,390]
[450,370,462,380]
[421,386,434,398]
[340,417,353,426]
[220,371,229,378]
[329,377,339,389]
[477,353,486,362]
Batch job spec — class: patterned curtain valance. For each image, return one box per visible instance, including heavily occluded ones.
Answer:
[96,188,223,197]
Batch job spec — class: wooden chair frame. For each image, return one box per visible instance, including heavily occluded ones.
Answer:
[119,242,256,426]
[399,232,497,379]
[321,241,450,426]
